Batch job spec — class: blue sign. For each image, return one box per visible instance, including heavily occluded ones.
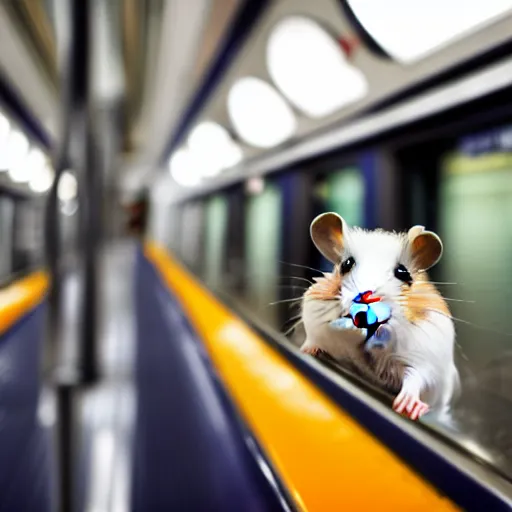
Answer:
[459,125,512,155]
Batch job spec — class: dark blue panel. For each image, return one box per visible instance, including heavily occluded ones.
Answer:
[359,151,378,229]
[132,251,293,512]
[0,304,55,512]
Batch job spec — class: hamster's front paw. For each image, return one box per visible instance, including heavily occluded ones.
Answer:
[329,317,367,342]
[329,317,357,331]
[393,390,429,421]
[301,345,324,357]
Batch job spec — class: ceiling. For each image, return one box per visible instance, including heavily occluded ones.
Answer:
[144,0,512,204]
[1,0,512,201]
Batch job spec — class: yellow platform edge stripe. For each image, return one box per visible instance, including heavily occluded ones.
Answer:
[0,271,49,336]
[146,243,458,512]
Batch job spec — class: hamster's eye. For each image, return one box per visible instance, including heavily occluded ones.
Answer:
[395,264,412,284]
[341,256,355,275]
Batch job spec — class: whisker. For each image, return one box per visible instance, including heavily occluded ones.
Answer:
[275,284,308,292]
[454,341,470,362]
[424,308,512,337]
[284,319,303,336]
[243,272,314,285]
[348,272,361,295]
[284,312,302,322]
[279,276,314,286]
[440,297,475,304]
[421,316,471,362]
[406,291,476,304]
[268,297,304,306]
[427,296,475,304]
[279,260,324,275]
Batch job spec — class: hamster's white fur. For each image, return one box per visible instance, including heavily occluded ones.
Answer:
[301,216,459,420]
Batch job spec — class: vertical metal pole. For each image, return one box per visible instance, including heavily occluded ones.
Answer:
[77,123,101,384]
[45,1,95,511]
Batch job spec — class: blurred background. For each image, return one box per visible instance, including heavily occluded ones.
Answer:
[1,0,512,510]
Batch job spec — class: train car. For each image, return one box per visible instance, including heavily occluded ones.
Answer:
[0,1,512,511]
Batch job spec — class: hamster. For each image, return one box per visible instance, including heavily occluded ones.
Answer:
[300,212,460,420]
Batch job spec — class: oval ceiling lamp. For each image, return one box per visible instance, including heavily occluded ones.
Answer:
[9,147,46,183]
[187,121,243,177]
[29,163,54,193]
[168,148,203,187]
[344,0,512,64]
[3,130,29,176]
[227,77,296,148]
[267,16,368,118]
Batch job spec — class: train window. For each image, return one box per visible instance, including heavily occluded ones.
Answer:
[179,201,205,275]
[27,201,45,265]
[12,199,42,272]
[312,167,364,271]
[266,16,367,118]
[227,77,297,148]
[344,0,512,63]
[323,167,363,226]
[244,180,283,327]
[166,204,182,252]
[0,196,14,278]
[204,195,228,291]
[223,188,246,296]
[439,138,512,393]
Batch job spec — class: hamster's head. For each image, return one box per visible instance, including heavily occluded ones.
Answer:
[302,212,450,349]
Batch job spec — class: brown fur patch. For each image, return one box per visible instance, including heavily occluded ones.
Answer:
[400,273,450,323]
[314,348,404,395]
[304,269,342,301]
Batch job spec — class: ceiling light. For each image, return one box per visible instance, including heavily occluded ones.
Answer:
[188,121,231,153]
[267,16,368,118]
[345,0,512,63]
[169,148,202,187]
[227,77,296,148]
[1,130,29,173]
[221,143,243,169]
[29,163,54,193]
[58,171,78,201]
[9,147,45,183]
[187,121,243,176]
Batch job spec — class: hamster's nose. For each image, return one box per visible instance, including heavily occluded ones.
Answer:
[354,290,381,304]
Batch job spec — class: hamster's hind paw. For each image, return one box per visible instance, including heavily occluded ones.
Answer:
[393,391,429,421]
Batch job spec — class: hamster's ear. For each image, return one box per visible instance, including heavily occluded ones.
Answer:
[408,227,443,270]
[310,212,345,263]
[407,225,425,242]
